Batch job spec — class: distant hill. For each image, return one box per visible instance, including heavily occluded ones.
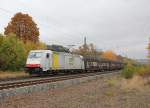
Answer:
[136,59,150,64]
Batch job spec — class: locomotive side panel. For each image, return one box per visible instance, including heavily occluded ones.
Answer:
[52,52,60,70]
[64,54,84,70]
[52,51,66,70]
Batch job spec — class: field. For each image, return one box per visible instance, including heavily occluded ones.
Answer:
[0,72,150,108]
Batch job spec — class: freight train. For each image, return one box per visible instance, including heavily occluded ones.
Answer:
[25,50,124,75]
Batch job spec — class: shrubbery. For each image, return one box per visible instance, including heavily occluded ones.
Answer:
[121,63,150,79]
[0,34,46,71]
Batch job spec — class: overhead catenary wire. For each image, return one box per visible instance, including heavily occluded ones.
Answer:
[0,7,12,14]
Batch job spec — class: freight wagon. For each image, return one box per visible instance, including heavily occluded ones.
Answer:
[84,56,124,72]
[26,50,84,75]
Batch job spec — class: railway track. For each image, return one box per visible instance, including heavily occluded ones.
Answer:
[0,71,118,90]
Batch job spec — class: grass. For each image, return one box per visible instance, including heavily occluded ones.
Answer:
[104,91,115,97]
[0,71,29,79]
[107,79,117,87]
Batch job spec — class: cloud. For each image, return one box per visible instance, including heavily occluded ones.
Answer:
[0,0,150,59]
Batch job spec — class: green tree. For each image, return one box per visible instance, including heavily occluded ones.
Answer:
[0,34,26,71]
[4,12,39,43]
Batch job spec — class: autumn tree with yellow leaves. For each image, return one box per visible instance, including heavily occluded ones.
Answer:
[4,12,39,43]
[102,50,118,61]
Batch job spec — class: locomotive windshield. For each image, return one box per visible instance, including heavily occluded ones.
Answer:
[28,52,43,58]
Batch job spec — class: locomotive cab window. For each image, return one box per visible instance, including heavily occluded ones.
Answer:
[28,52,43,58]
[46,53,49,58]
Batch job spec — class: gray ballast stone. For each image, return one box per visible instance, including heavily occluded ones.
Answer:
[0,72,116,100]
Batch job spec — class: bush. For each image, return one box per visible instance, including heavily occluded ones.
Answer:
[122,65,135,79]
[138,65,150,76]
[121,64,150,79]
[0,34,26,71]
[0,34,46,71]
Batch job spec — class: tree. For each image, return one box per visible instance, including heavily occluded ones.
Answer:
[117,55,124,62]
[102,50,118,61]
[72,43,101,57]
[0,34,26,70]
[0,34,46,71]
[4,12,39,43]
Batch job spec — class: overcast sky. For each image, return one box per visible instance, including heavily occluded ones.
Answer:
[0,0,150,59]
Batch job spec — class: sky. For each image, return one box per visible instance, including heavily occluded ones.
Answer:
[0,0,150,59]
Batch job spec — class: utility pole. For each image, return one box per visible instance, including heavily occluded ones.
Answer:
[84,36,87,46]
[83,36,87,70]
[84,36,87,52]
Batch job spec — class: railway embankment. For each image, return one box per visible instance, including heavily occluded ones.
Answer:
[0,71,118,100]
[0,71,150,108]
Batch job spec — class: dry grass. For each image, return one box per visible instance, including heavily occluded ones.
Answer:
[121,75,150,91]
[0,71,29,79]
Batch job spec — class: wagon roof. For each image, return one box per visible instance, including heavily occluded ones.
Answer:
[83,56,124,64]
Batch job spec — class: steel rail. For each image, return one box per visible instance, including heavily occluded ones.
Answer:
[0,71,118,90]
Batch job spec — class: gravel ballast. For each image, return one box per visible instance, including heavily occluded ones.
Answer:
[0,73,150,108]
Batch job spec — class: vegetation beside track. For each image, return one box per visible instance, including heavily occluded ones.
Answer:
[0,34,46,71]
[121,61,150,79]
[0,71,29,79]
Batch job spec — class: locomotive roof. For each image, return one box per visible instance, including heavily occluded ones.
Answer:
[29,50,83,58]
